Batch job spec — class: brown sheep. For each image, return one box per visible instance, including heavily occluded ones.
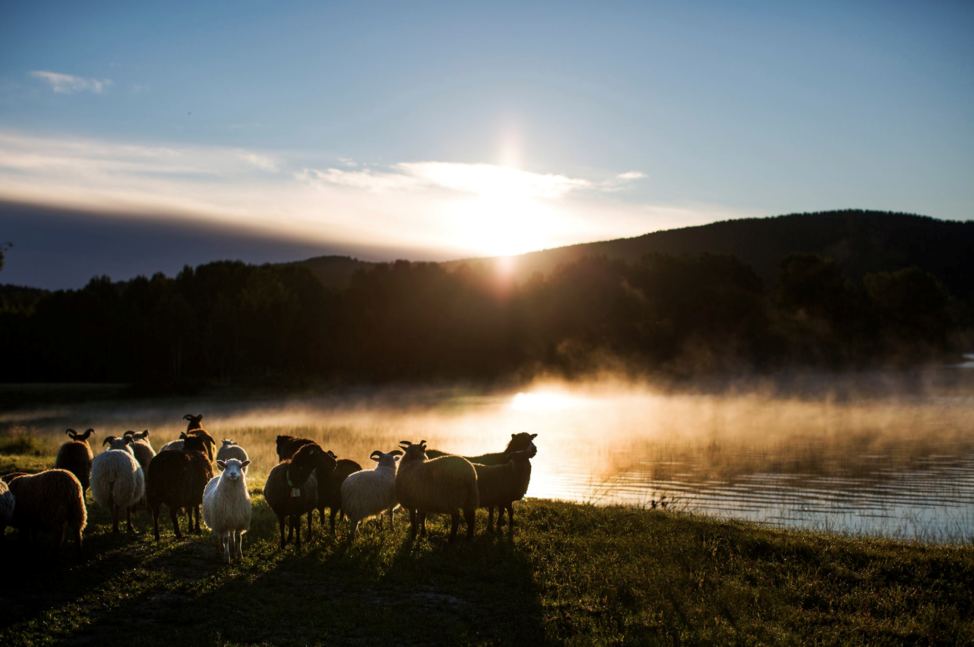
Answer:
[8,469,87,559]
[275,434,316,462]
[474,449,535,532]
[426,432,538,466]
[55,428,95,496]
[396,440,479,542]
[263,443,332,549]
[146,433,215,540]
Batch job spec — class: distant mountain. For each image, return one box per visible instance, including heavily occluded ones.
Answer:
[446,210,974,299]
[287,210,973,299]
[281,255,379,290]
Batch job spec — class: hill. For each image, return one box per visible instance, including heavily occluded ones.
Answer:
[442,210,974,298]
[282,255,379,289]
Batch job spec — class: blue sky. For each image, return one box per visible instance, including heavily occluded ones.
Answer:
[1,0,973,286]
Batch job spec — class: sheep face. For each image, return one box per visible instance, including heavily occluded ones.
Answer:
[216,458,250,482]
[507,432,538,457]
[370,450,403,470]
[183,414,204,431]
[288,443,337,487]
[398,440,428,464]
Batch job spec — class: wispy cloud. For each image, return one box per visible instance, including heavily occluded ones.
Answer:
[30,71,112,94]
[0,130,747,259]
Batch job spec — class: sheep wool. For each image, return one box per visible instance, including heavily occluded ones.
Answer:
[396,440,479,542]
[341,450,402,539]
[202,458,252,563]
[55,428,95,495]
[91,442,146,533]
[8,469,87,558]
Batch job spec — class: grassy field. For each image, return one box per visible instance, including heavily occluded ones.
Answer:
[1,449,973,647]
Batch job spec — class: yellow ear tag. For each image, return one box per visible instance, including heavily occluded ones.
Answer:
[291,488,300,498]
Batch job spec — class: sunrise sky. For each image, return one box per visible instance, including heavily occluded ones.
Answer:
[1,0,972,287]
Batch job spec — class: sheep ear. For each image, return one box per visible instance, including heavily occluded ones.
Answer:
[327,450,337,459]
[394,455,401,462]
[241,460,251,468]
[216,460,226,470]
[143,430,150,438]
[512,433,517,439]
[530,434,538,440]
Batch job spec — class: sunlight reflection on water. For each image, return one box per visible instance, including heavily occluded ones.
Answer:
[4,373,974,543]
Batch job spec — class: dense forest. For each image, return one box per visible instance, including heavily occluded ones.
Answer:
[0,238,968,386]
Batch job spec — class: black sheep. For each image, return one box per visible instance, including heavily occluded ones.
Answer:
[146,433,215,540]
[264,443,335,549]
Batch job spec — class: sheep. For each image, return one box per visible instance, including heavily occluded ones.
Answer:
[202,458,252,563]
[316,450,363,534]
[275,434,316,462]
[0,478,14,541]
[146,433,215,541]
[263,442,333,549]
[426,432,538,466]
[123,429,156,474]
[55,428,95,496]
[159,414,209,455]
[216,439,250,473]
[91,436,145,534]
[8,469,87,558]
[341,450,402,540]
[474,449,535,533]
[396,439,479,542]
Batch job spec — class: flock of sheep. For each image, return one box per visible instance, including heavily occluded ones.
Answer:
[0,414,539,563]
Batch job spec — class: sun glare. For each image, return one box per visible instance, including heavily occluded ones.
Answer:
[510,391,582,412]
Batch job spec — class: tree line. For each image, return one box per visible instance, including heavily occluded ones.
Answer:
[0,251,967,386]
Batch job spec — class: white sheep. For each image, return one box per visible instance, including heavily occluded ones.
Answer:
[202,458,252,563]
[341,450,402,540]
[90,435,146,533]
[216,440,250,473]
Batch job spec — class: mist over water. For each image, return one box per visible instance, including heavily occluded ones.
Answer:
[4,368,973,543]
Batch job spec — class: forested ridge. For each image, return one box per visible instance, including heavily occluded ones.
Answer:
[1,211,970,386]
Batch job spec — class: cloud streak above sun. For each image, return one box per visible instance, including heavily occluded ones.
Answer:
[0,130,748,259]
[30,71,113,94]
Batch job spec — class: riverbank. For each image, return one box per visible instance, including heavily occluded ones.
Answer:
[1,453,971,646]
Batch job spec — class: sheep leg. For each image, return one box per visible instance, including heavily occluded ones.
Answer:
[449,511,460,543]
[278,516,286,549]
[330,508,339,535]
[170,507,183,539]
[152,506,161,541]
[235,530,244,560]
[419,511,428,538]
[74,526,83,560]
[408,509,417,539]
[222,531,231,564]
[307,510,313,540]
[295,515,302,549]
[127,506,138,534]
[193,506,202,534]
[506,503,515,530]
[349,518,359,540]
[464,506,476,541]
[111,504,120,534]
[389,506,395,531]
[487,507,495,532]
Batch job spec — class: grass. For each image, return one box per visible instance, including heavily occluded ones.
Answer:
[1,453,973,646]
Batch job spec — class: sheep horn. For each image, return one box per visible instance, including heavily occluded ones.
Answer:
[142,429,150,438]
[389,450,403,457]
[183,414,193,421]
[103,436,114,446]
[399,440,412,446]
[65,429,77,438]
[124,430,136,437]
[369,450,383,461]
[326,450,337,459]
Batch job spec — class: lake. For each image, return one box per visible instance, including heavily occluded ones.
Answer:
[3,369,973,544]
